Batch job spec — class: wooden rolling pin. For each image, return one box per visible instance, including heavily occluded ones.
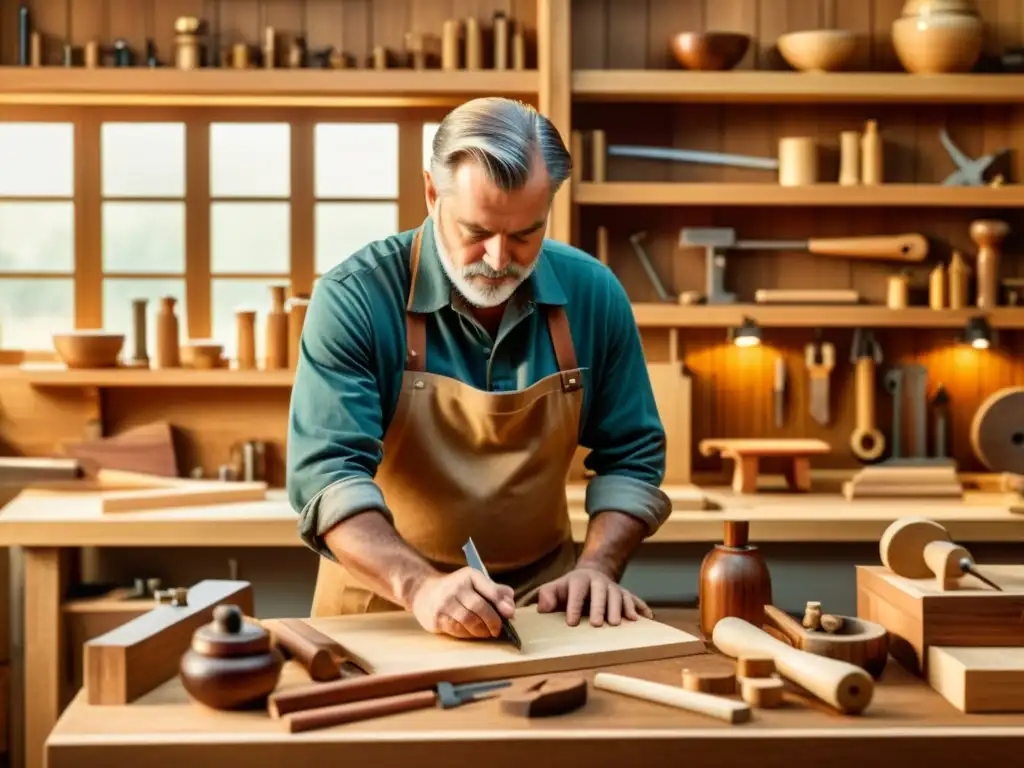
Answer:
[712,617,873,714]
[593,673,751,724]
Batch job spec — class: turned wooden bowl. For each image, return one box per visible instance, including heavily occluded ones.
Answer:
[777,29,857,72]
[183,340,225,369]
[670,32,751,71]
[52,331,125,369]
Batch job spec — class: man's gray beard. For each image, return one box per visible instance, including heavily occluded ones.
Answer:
[431,208,535,309]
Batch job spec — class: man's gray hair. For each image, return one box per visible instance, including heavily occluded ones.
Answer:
[429,97,572,197]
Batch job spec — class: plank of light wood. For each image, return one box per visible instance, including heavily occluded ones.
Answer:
[10,364,296,387]
[574,182,1024,207]
[83,580,254,705]
[629,305,1024,329]
[0,67,539,107]
[928,646,1024,713]
[572,71,1024,104]
[24,548,66,768]
[307,606,704,685]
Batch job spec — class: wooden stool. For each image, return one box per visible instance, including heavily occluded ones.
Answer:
[699,439,832,495]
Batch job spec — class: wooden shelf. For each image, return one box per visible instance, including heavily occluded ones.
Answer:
[10,364,295,387]
[572,70,1024,104]
[0,67,538,107]
[575,183,1024,208]
[630,305,1024,329]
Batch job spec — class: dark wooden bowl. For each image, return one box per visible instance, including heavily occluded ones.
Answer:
[671,32,751,71]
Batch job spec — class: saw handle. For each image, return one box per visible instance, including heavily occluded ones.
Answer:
[806,234,928,262]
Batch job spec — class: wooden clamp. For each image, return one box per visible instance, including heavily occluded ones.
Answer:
[84,579,253,704]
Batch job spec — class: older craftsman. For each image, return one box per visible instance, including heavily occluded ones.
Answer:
[287,97,670,641]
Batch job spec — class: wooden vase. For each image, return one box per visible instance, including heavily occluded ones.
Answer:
[235,309,257,370]
[154,296,180,368]
[129,297,149,367]
[698,521,772,637]
[264,285,288,370]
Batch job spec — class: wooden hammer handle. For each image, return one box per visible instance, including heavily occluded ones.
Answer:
[712,617,873,714]
[807,234,928,262]
[268,668,440,717]
[285,689,437,733]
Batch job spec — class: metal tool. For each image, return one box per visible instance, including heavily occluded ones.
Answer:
[679,228,929,305]
[629,232,675,302]
[437,679,512,707]
[904,364,929,459]
[462,537,522,650]
[805,336,835,426]
[607,144,779,171]
[883,367,905,460]
[958,559,1004,591]
[932,384,949,459]
[940,127,1010,186]
[773,356,786,428]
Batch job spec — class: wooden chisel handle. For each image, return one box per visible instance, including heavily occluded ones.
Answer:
[265,619,340,682]
[285,689,437,733]
[268,668,440,717]
[806,234,928,262]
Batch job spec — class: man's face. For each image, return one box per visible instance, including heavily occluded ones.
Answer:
[425,154,551,308]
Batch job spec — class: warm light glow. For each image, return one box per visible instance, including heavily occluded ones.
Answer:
[734,335,761,348]
[972,338,990,350]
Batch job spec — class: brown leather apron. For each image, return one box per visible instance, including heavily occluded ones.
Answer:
[311,227,585,617]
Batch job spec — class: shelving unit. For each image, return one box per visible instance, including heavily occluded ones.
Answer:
[11,364,295,388]
[629,305,1024,329]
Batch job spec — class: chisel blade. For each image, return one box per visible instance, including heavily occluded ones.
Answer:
[462,537,522,651]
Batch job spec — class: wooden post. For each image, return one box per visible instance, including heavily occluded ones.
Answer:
[537,0,573,245]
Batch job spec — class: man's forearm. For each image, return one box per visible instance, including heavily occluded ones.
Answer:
[322,511,440,608]
[574,510,648,581]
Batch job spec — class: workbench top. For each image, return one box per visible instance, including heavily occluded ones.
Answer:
[1,483,1022,546]
[45,610,1024,768]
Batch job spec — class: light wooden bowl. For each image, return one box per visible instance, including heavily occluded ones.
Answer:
[52,331,125,369]
[777,29,857,72]
[184,340,225,369]
[670,32,751,71]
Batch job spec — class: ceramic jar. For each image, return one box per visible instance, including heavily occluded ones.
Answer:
[892,0,983,74]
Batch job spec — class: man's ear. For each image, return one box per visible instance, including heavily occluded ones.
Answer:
[423,170,438,215]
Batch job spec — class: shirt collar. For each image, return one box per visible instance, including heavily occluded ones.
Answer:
[409,216,567,314]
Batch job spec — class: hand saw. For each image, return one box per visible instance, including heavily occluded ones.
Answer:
[804,338,835,426]
[462,537,522,651]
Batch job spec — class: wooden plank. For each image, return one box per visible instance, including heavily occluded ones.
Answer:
[538,0,571,243]
[0,457,81,483]
[24,548,67,768]
[83,580,254,704]
[100,482,268,513]
[929,646,1024,713]
[570,0,606,69]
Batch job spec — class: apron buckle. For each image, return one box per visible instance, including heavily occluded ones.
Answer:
[559,371,582,392]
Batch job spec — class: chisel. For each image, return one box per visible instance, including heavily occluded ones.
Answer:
[462,537,522,650]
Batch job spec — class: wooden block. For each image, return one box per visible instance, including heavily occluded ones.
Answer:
[100,481,268,513]
[740,675,784,708]
[856,565,1024,675]
[83,580,253,705]
[736,656,775,678]
[928,646,1024,713]
[681,668,736,694]
[754,289,860,304]
[843,463,964,500]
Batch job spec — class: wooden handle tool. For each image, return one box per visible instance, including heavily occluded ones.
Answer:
[712,617,874,714]
[593,673,751,724]
[286,689,437,733]
[806,234,928,262]
[268,669,441,717]
[265,618,356,682]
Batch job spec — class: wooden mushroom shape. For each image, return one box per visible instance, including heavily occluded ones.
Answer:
[880,517,1003,591]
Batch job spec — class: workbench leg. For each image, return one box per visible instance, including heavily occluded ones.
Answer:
[731,456,759,495]
[784,457,812,492]
[24,548,67,768]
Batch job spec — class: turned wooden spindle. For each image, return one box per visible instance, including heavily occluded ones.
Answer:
[839,130,860,186]
[441,19,460,69]
[929,263,946,310]
[154,296,181,368]
[493,12,509,70]
[235,309,257,370]
[698,521,772,636]
[948,250,968,309]
[969,219,1009,309]
[265,286,288,370]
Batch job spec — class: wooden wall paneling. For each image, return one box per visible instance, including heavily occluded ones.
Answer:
[833,0,872,71]
[0,0,12,65]
[261,0,308,63]
[511,0,538,49]
[341,0,372,67]
[24,0,68,65]
[304,0,344,55]
[370,0,409,65]
[216,0,261,51]
[605,0,647,69]
[290,116,314,297]
[67,0,105,60]
[977,0,1020,54]
[705,0,759,70]
[570,0,605,69]
[152,1,207,65]
[871,0,904,71]
[185,118,212,339]
[407,0,449,67]
[107,0,150,60]
[0,381,101,458]
[75,112,103,329]
[646,0,697,70]
[538,0,572,243]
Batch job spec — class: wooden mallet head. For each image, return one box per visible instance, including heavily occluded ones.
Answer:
[879,517,1000,591]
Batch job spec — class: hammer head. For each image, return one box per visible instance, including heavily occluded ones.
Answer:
[679,228,737,248]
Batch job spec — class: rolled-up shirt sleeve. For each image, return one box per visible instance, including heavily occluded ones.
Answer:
[580,273,671,534]
[286,275,392,559]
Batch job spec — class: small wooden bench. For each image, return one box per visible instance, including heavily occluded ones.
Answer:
[699,438,832,495]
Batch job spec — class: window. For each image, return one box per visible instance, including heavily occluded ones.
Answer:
[209,123,291,361]
[99,122,187,354]
[0,122,75,349]
[314,122,399,275]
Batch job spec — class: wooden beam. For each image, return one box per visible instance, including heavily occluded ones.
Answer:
[537,0,572,245]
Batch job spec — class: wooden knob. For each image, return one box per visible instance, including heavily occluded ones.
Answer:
[214,604,243,634]
[969,219,1010,248]
[723,520,749,548]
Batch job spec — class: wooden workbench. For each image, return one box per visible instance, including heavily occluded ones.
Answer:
[45,610,1024,768]
[4,483,1024,768]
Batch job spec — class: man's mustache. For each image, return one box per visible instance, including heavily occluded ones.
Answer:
[462,262,523,280]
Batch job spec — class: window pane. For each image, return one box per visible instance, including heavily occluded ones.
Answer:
[210,123,290,197]
[211,202,290,273]
[102,202,186,273]
[423,122,440,171]
[102,279,186,356]
[315,123,398,199]
[101,122,186,197]
[0,202,74,272]
[0,278,74,350]
[315,202,398,274]
[0,122,74,197]
[211,279,280,361]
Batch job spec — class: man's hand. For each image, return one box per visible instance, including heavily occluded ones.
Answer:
[410,567,515,639]
[536,567,653,627]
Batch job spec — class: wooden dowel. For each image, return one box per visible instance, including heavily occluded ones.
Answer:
[267,619,340,682]
[268,669,440,717]
[286,690,437,733]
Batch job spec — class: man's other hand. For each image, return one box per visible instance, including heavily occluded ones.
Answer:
[410,567,515,639]
[536,567,653,626]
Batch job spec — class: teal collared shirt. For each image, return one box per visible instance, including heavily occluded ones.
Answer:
[287,217,671,560]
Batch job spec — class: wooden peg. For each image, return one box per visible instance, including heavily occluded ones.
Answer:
[948,251,969,309]
[263,26,276,68]
[84,40,100,68]
[839,130,860,185]
[595,225,609,266]
[493,12,509,70]
[29,31,42,66]
[802,601,822,631]
[929,263,947,309]
[594,673,751,724]
[591,129,606,183]
[886,273,909,309]
[464,17,481,69]
[740,676,784,708]
[970,219,1009,309]
[736,655,775,678]
[232,43,250,69]
[681,668,737,695]
[235,309,256,370]
[861,119,883,185]
[441,19,460,69]
[512,23,526,70]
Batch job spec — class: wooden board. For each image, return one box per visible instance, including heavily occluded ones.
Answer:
[856,565,1024,676]
[307,605,705,684]
[928,646,1024,713]
[83,580,253,705]
[99,482,268,513]
[61,421,179,478]
[648,362,692,484]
